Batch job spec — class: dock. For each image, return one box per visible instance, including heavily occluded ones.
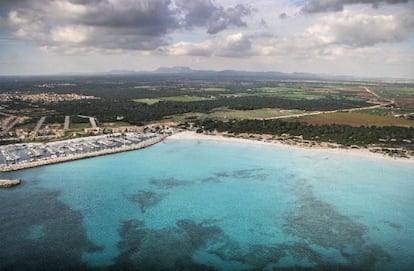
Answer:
[89,117,97,128]
[0,179,21,188]
[32,116,46,137]
[64,116,70,130]
[2,116,20,136]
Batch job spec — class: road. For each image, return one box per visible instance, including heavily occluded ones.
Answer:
[262,104,389,121]
[363,87,380,99]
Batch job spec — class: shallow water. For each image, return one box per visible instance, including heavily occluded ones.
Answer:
[1,138,413,270]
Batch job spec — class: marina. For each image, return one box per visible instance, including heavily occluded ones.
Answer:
[0,132,165,172]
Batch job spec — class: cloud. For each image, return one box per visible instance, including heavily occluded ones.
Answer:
[162,9,414,61]
[304,11,414,46]
[301,0,410,13]
[2,0,252,53]
[175,0,253,34]
[164,32,253,57]
[279,12,288,19]
[4,0,176,52]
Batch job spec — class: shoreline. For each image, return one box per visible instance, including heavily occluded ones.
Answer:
[0,135,166,172]
[168,131,414,165]
[1,130,412,172]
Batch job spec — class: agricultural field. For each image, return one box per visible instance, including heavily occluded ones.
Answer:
[160,96,213,102]
[295,112,414,127]
[134,96,213,104]
[168,108,306,121]
[374,85,414,108]
[253,86,326,100]
[133,98,160,105]
[375,86,414,99]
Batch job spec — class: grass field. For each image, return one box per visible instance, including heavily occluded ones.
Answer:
[70,123,92,129]
[296,112,414,127]
[168,108,305,121]
[375,86,414,99]
[374,86,414,108]
[253,87,330,100]
[160,96,212,102]
[133,86,158,90]
[133,98,160,105]
[134,96,212,104]
[202,87,228,92]
[358,108,414,116]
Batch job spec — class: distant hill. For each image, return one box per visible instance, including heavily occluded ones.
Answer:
[149,66,334,81]
[154,66,194,73]
[2,67,411,83]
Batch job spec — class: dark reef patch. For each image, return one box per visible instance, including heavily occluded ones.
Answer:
[177,219,223,247]
[150,178,194,189]
[113,219,218,271]
[213,168,268,181]
[380,220,402,231]
[114,218,315,270]
[0,188,102,271]
[127,190,168,213]
[284,179,392,270]
[201,176,221,183]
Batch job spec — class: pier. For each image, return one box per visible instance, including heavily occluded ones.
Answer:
[32,116,46,137]
[0,179,21,188]
[64,116,70,130]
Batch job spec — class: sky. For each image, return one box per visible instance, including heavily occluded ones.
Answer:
[0,0,413,78]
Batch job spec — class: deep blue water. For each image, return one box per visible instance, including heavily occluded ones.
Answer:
[0,138,413,271]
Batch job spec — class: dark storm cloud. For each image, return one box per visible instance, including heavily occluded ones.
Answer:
[175,0,252,34]
[0,0,29,7]
[301,0,410,13]
[75,0,177,36]
[2,0,177,50]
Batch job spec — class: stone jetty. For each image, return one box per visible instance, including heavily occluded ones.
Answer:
[0,179,21,188]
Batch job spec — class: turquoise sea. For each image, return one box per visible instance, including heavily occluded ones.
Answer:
[0,138,413,271]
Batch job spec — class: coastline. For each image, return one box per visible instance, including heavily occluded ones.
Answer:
[1,130,412,173]
[0,135,166,172]
[168,131,414,165]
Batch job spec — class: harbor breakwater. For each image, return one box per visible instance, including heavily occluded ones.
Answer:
[0,179,21,187]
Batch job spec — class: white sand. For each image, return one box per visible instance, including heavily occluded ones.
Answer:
[168,131,414,165]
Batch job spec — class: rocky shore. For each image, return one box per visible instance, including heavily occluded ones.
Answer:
[0,179,21,188]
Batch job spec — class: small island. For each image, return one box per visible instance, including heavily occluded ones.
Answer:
[0,179,21,188]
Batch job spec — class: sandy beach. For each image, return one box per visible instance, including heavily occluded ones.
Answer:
[168,131,414,165]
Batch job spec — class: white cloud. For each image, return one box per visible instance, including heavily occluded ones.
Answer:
[51,26,91,43]
[301,0,410,13]
[0,0,413,78]
[304,11,414,46]
[164,32,253,57]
